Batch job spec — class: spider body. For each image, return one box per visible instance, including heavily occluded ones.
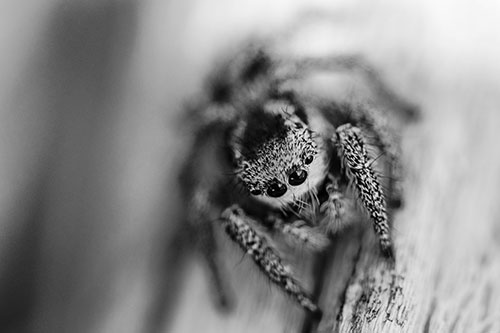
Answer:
[180,41,418,316]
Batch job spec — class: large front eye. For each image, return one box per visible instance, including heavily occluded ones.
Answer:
[288,169,307,186]
[267,181,287,197]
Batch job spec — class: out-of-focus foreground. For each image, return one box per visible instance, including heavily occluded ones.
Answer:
[1,1,500,332]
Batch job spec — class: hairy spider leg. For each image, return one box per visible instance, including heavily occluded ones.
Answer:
[354,105,406,208]
[335,124,394,259]
[220,205,321,317]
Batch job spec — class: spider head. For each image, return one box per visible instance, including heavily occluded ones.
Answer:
[230,101,328,208]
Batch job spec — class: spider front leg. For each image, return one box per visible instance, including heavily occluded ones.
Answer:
[335,123,394,259]
[356,106,406,208]
[220,205,321,316]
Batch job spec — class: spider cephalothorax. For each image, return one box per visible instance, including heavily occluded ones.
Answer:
[181,40,418,317]
[230,101,327,209]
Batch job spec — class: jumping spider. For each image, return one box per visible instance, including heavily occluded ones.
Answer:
[180,39,418,317]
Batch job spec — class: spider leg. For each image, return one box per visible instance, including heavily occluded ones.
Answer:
[188,189,234,311]
[284,55,420,121]
[186,102,239,133]
[356,105,405,208]
[187,45,278,132]
[220,205,321,316]
[335,123,394,259]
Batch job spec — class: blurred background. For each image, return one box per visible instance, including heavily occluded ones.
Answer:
[1,0,499,332]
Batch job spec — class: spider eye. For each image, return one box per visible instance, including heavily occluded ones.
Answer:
[288,169,307,186]
[250,189,262,196]
[304,155,313,165]
[266,181,287,197]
